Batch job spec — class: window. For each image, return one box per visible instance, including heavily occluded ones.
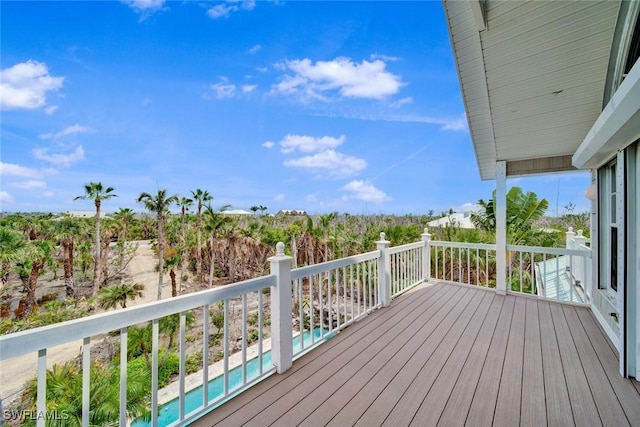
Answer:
[599,159,619,294]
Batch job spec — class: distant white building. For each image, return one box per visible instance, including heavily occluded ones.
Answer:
[427,212,475,229]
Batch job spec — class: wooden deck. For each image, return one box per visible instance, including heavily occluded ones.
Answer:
[192,282,640,427]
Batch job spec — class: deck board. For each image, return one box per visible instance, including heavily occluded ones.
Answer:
[538,300,574,426]
[521,297,547,427]
[191,282,640,427]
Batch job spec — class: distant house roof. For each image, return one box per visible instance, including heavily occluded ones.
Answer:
[427,213,475,229]
[277,209,307,216]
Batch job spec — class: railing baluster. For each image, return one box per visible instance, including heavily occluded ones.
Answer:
[151,318,159,427]
[223,299,229,395]
[120,327,128,426]
[82,337,90,427]
[242,294,247,385]
[202,304,210,404]
[319,273,324,334]
[343,266,347,326]
[37,349,46,427]
[258,292,264,373]
[298,278,303,351]
[179,311,186,421]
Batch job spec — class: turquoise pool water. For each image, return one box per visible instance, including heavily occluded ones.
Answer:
[133,329,326,427]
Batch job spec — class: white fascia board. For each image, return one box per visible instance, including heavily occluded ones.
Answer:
[573,60,640,169]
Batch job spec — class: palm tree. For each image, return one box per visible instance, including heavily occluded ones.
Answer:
[0,226,27,288]
[471,186,548,244]
[98,283,144,309]
[52,217,83,297]
[21,240,54,317]
[137,189,178,300]
[203,204,232,286]
[191,189,212,282]
[164,256,180,297]
[177,196,193,283]
[113,207,135,247]
[250,205,259,216]
[74,182,117,296]
[21,361,149,426]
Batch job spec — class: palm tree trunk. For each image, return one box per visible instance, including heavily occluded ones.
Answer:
[209,237,215,287]
[157,219,164,300]
[23,260,43,318]
[170,269,177,297]
[93,202,102,296]
[63,240,74,297]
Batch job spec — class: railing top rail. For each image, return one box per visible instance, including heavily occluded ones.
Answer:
[388,241,424,254]
[431,240,496,250]
[0,275,275,361]
[291,250,380,280]
[506,244,591,257]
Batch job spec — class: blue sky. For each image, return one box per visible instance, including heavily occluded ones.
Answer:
[0,0,590,216]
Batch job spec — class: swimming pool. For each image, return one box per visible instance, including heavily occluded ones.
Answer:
[132,329,327,426]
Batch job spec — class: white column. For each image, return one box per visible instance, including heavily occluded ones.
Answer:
[269,242,293,373]
[496,161,507,295]
[422,228,432,282]
[377,233,391,307]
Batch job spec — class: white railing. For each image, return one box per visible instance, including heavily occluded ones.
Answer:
[429,240,496,288]
[427,228,591,305]
[0,229,590,426]
[0,234,427,427]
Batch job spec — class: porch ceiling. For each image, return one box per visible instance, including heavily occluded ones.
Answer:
[443,0,620,180]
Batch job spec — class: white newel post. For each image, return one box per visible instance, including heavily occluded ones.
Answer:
[269,242,293,373]
[565,227,576,249]
[566,227,576,275]
[574,229,590,300]
[377,232,391,307]
[422,228,432,282]
[495,161,507,295]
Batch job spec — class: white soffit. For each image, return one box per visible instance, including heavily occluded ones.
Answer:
[573,59,640,169]
[443,0,620,180]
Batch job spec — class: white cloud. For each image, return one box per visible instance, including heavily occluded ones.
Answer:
[248,44,261,54]
[273,57,403,101]
[342,180,391,203]
[0,162,42,178]
[9,180,46,190]
[42,191,55,197]
[0,191,14,204]
[262,141,275,149]
[0,61,64,110]
[284,149,366,179]
[370,53,400,62]
[45,105,58,115]
[210,79,236,98]
[389,97,413,108]
[304,194,317,202]
[207,4,237,19]
[241,0,255,11]
[124,0,165,10]
[276,134,345,154]
[32,145,85,168]
[274,193,285,201]
[456,202,479,213]
[242,84,257,93]
[39,124,90,140]
[349,112,469,132]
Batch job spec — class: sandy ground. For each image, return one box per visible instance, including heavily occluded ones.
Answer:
[0,240,173,405]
